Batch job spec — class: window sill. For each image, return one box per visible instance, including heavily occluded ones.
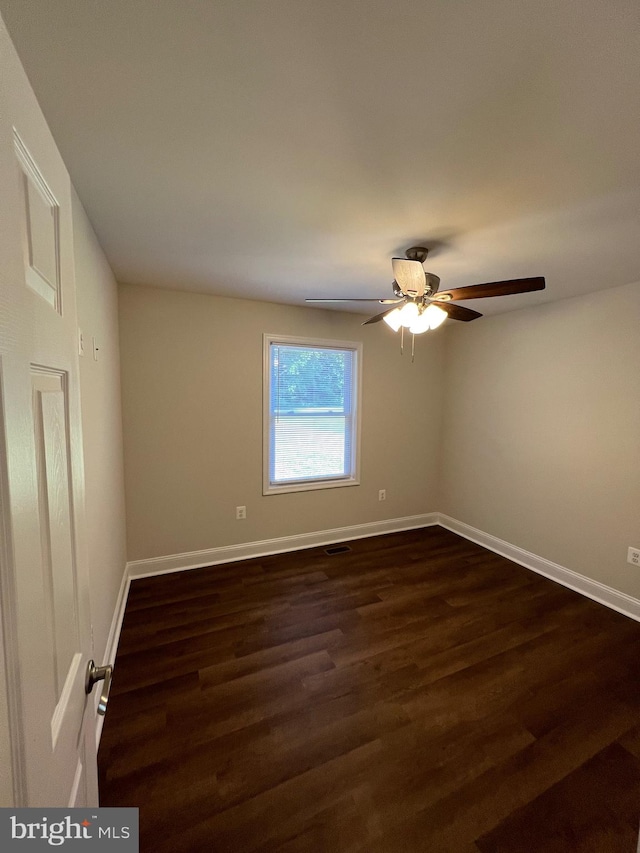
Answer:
[263,477,360,496]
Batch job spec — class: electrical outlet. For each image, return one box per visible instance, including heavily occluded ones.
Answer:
[628,547,640,566]
[236,505,246,520]
[378,489,386,502]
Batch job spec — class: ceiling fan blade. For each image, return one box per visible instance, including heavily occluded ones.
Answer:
[435,301,483,322]
[362,304,405,325]
[305,298,402,304]
[392,258,426,297]
[435,276,545,302]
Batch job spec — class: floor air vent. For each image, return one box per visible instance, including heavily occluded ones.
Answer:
[324,545,352,556]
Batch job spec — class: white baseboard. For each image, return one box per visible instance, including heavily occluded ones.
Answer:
[95,564,131,749]
[126,513,439,579]
[437,514,640,623]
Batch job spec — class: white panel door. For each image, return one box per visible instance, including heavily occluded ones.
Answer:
[0,17,98,806]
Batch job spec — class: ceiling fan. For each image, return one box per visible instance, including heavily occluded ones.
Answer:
[306,246,545,356]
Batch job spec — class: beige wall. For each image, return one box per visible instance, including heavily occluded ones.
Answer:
[439,281,640,599]
[73,190,128,664]
[118,284,444,561]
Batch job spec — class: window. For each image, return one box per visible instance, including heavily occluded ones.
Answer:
[263,335,362,495]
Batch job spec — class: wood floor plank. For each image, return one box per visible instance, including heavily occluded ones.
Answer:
[618,725,640,760]
[475,743,640,853]
[361,696,639,852]
[99,527,640,852]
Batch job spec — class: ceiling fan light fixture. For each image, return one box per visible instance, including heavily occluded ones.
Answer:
[408,303,448,334]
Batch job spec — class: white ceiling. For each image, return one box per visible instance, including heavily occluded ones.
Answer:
[2,0,639,317]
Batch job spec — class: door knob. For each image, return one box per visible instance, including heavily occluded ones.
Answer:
[85,660,113,715]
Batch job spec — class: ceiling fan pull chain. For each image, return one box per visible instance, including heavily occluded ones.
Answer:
[411,333,415,363]
[400,326,404,356]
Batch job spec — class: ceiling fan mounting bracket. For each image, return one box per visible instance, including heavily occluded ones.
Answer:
[405,246,429,264]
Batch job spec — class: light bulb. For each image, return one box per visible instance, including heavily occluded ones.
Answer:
[382,308,403,332]
[408,310,432,334]
[399,302,419,327]
[409,303,448,334]
[425,303,447,329]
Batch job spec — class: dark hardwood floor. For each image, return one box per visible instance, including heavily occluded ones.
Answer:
[98,527,640,852]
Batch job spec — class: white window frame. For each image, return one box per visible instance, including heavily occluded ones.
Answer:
[263,334,362,496]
